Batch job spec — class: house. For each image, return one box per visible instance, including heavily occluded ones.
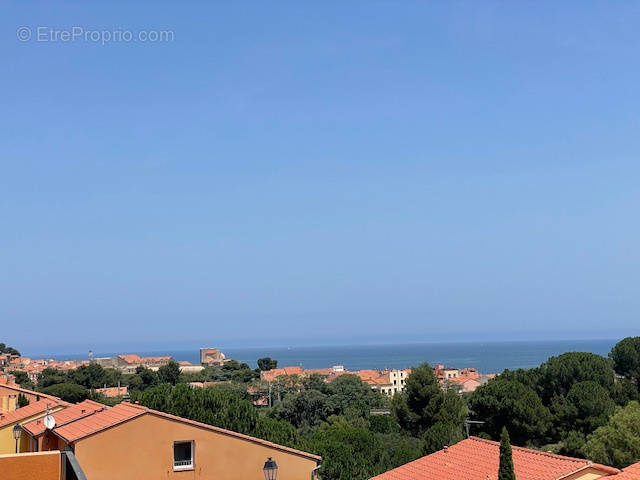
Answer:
[200,348,227,367]
[21,399,106,452]
[0,383,62,413]
[260,366,304,382]
[29,401,321,479]
[95,386,128,398]
[0,398,67,454]
[369,437,620,480]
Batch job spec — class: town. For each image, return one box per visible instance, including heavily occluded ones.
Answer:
[2,338,640,480]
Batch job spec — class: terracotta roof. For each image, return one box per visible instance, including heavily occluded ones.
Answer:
[54,402,321,461]
[95,386,128,398]
[22,400,106,436]
[53,402,145,442]
[0,384,61,403]
[0,399,67,428]
[369,437,619,480]
[610,463,640,480]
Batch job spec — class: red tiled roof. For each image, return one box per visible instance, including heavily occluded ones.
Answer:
[22,400,106,436]
[95,386,128,398]
[54,402,321,461]
[0,384,61,403]
[369,437,619,480]
[0,399,67,428]
[53,402,145,442]
[610,463,640,480]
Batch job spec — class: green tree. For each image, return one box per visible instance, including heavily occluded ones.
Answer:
[158,360,181,385]
[610,337,640,390]
[8,370,34,390]
[257,357,278,371]
[499,427,516,480]
[583,401,640,469]
[322,374,385,419]
[306,417,386,480]
[270,390,331,428]
[0,343,20,356]
[17,393,30,408]
[392,363,444,436]
[37,368,68,388]
[469,378,552,445]
[538,352,615,403]
[421,421,464,455]
[560,381,615,436]
[41,383,89,403]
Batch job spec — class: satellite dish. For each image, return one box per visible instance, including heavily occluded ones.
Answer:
[44,414,56,430]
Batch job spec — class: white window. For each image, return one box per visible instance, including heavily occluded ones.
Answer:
[174,441,194,470]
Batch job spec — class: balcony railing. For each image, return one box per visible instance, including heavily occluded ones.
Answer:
[174,459,193,469]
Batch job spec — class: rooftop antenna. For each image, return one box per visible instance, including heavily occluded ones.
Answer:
[464,419,485,438]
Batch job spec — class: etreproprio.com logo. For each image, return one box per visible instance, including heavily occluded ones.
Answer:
[17,26,174,45]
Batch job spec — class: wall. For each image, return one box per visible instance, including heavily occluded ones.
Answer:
[0,451,61,480]
[0,407,64,454]
[0,385,55,412]
[73,413,319,480]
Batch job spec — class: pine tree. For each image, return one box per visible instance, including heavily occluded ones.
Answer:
[499,427,516,480]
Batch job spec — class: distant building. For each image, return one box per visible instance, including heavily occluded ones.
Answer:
[199,348,227,367]
[95,386,128,398]
[94,355,173,373]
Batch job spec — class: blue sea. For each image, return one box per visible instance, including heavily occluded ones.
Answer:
[38,339,618,374]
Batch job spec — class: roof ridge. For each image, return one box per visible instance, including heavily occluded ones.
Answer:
[144,407,321,461]
[469,437,589,464]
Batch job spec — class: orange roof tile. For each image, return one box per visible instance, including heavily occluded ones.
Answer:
[117,354,142,364]
[22,400,106,436]
[610,463,640,480]
[0,399,67,428]
[369,437,619,480]
[53,402,145,442]
[95,386,128,398]
[0,384,61,403]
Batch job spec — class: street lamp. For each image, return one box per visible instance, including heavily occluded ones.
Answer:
[263,457,278,480]
[12,424,22,453]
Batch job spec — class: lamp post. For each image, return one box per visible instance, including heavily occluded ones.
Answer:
[12,424,22,453]
[263,457,278,480]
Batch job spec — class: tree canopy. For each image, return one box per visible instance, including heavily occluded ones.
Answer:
[582,401,640,469]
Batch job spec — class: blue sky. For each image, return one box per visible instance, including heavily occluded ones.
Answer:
[2,2,639,354]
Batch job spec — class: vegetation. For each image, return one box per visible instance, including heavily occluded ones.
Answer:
[17,393,30,408]
[582,401,640,468]
[0,343,20,356]
[498,427,516,480]
[257,357,278,371]
[9,370,35,390]
[4,336,640,479]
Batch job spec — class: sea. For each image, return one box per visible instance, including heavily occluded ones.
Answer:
[37,339,618,374]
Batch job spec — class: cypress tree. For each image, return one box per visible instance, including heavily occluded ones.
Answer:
[499,427,516,480]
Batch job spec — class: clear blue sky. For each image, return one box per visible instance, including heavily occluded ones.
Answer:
[2,2,639,354]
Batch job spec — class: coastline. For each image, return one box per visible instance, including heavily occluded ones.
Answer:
[23,338,617,373]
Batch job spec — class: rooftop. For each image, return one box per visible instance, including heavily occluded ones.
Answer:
[369,437,620,480]
[0,399,67,428]
[610,463,640,480]
[22,400,106,436]
[53,402,145,442]
[53,401,321,461]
